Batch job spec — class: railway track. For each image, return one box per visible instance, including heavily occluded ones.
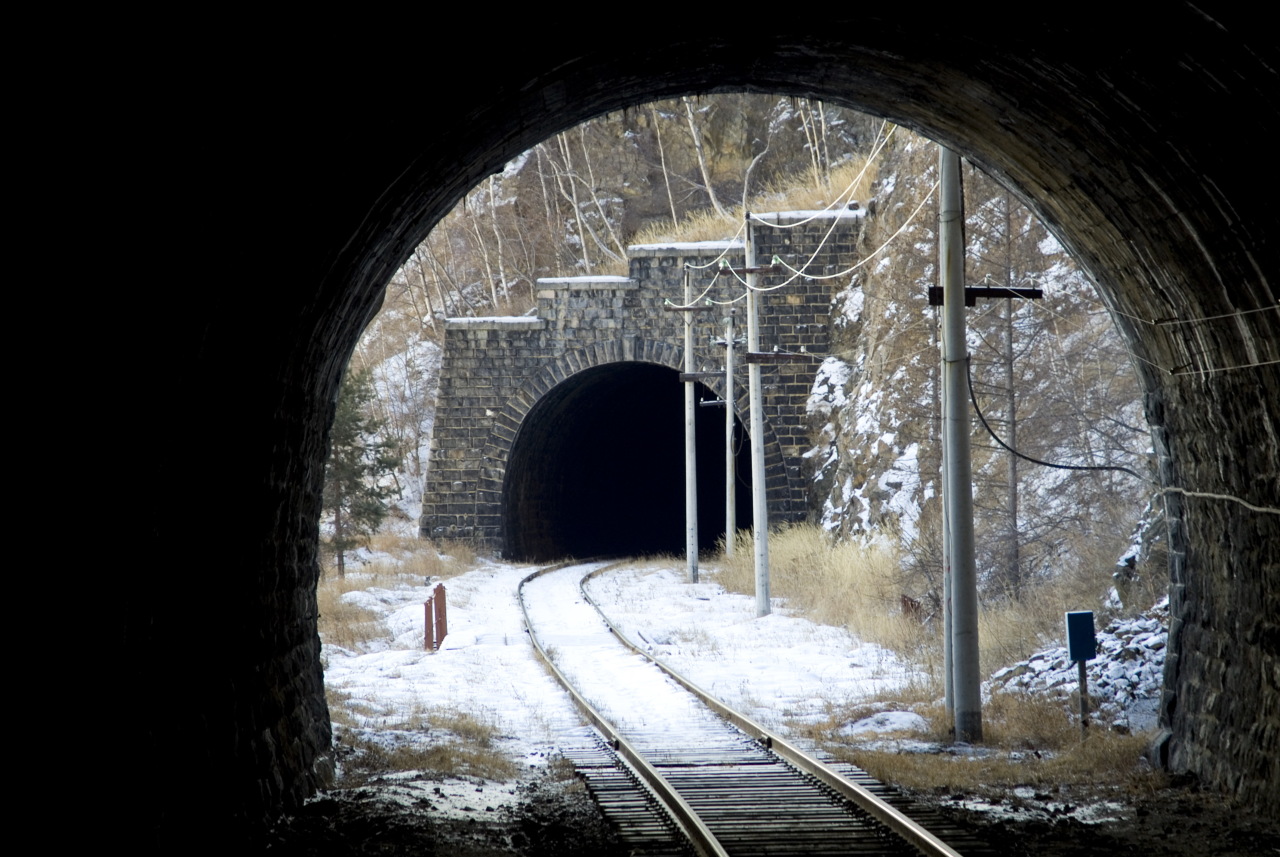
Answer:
[520,562,985,857]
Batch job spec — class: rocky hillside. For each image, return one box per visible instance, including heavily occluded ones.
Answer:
[805,132,1157,611]
[351,105,1160,620]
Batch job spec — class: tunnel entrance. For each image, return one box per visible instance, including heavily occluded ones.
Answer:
[503,362,753,561]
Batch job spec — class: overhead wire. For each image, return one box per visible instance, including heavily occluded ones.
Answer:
[1070,289,1279,329]
[671,120,913,307]
[1024,286,1280,377]
[965,356,1280,515]
[664,117,892,278]
[754,179,941,290]
[681,219,748,270]
[746,120,894,230]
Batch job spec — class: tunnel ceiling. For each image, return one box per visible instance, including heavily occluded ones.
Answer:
[504,363,751,561]
[147,9,1278,846]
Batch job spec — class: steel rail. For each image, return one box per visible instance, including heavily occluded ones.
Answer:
[518,562,730,857]
[580,565,964,857]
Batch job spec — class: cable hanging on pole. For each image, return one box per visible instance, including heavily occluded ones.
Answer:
[965,357,1280,516]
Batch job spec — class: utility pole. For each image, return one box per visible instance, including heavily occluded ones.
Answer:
[745,215,771,617]
[683,267,699,583]
[939,146,982,742]
[667,274,722,582]
[940,319,954,725]
[724,309,737,556]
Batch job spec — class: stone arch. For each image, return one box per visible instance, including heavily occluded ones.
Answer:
[141,12,1279,844]
[475,338,780,556]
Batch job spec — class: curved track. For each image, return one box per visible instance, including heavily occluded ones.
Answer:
[520,562,978,857]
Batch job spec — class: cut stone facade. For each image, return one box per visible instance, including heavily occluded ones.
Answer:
[421,212,866,554]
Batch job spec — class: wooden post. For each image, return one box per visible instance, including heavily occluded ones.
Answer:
[425,584,448,650]
[434,583,447,647]
[424,596,435,651]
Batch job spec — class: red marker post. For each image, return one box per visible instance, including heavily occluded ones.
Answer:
[425,584,448,651]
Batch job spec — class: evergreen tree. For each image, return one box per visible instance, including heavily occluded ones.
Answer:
[323,368,401,576]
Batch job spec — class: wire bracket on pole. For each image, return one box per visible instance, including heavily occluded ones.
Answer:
[743,350,824,364]
[927,286,1043,306]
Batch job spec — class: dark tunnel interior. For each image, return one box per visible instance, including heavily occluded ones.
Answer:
[503,362,753,561]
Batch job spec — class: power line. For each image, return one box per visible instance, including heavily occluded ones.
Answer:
[1072,290,1279,329]
[965,356,1280,516]
[759,180,940,289]
[747,121,895,230]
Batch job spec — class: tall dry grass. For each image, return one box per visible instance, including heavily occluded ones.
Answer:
[318,535,479,652]
[631,158,877,247]
[316,581,387,651]
[717,524,916,644]
[712,523,1125,685]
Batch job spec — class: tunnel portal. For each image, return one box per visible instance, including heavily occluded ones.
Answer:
[146,14,1280,843]
[422,229,846,554]
[504,362,752,561]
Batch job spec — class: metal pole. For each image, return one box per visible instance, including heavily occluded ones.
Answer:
[724,309,737,557]
[1077,659,1090,736]
[746,215,771,617]
[940,146,982,742]
[941,345,955,726]
[684,267,699,583]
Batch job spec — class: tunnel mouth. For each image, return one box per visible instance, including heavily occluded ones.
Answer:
[503,361,752,562]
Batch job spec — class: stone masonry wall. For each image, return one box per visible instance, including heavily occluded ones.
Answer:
[421,211,867,553]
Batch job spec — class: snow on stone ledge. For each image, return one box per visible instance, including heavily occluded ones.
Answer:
[443,316,546,331]
[628,240,743,254]
[536,275,634,285]
[753,208,867,222]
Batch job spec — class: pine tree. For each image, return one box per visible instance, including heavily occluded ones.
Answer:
[323,368,401,577]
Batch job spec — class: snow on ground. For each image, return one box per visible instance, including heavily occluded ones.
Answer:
[321,557,922,816]
[323,560,587,818]
[322,556,1169,819]
[581,563,914,733]
[988,598,1168,733]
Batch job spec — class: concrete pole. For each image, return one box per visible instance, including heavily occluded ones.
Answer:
[724,309,737,557]
[684,267,699,583]
[941,357,955,725]
[746,216,771,617]
[940,146,982,742]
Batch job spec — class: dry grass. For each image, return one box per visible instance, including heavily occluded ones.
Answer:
[317,535,480,652]
[328,694,520,784]
[713,523,1131,689]
[851,734,1163,796]
[317,580,387,651]
[632,158,877,247]
[364,533,478,580]
[851,730,1163,797]
[793,685,1166,797]
[714,524,924,657]
[336,731,519,785]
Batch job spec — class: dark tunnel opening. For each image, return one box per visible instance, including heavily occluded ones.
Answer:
[503,362,753,561]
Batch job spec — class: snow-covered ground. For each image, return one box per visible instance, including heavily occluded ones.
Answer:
[322,555,1167,820]
[988,599,1167,733]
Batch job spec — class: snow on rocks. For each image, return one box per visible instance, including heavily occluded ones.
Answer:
[987,599,1168,733]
